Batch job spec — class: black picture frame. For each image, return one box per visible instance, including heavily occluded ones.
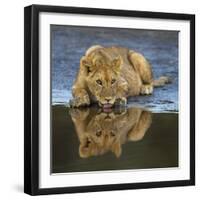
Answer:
[24,4,195,196]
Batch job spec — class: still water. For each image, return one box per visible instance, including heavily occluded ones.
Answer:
[51,105,178,174]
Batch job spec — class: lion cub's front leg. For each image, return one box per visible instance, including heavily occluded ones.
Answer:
[115,97,127,107]
[115,80,128,106]
[69,107,89,121]
[69,88,90,107]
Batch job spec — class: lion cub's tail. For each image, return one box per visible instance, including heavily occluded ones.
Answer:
[153,76,171,87]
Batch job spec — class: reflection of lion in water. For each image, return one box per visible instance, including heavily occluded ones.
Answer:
[70,107,152,158]
[70,45,169,109]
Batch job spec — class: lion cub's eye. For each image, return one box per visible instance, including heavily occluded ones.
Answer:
[110,131,115,137]
[111,79,116,85]
[96,130,102,137]
[96,79,102,85]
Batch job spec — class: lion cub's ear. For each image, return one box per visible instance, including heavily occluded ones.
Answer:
[112,56,122,74]
[111,141,122,158]
[80,56,95,75]
[79,140,90,158]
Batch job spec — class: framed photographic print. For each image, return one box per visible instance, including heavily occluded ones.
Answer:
[24,4,195,195]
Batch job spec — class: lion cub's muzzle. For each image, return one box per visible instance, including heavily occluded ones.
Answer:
[98,97,115,112]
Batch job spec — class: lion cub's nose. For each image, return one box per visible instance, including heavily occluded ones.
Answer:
[105,97,112,102]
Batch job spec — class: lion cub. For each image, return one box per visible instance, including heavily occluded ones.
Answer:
[70,45,169,108]
[69,107,152,158]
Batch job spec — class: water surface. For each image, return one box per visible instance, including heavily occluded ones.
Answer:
[51,106,178,174]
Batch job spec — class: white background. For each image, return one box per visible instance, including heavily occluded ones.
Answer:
[0,0,199,199]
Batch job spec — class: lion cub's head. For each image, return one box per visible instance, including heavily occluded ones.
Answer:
[70,107,152,158]
[79,111,124,158]
[81,50,127,108]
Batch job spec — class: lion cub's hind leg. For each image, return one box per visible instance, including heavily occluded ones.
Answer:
[140,84,153,95]
[128,50,154,95]
[128,111,152,141]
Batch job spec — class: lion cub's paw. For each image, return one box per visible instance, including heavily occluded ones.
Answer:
[115,97,127,107]
[69,108,89,121]
[140,84,153,95]
[69,95,90,108]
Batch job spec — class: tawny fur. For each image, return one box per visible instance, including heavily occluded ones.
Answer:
[70,107,152,158]
[70,45,170,107]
